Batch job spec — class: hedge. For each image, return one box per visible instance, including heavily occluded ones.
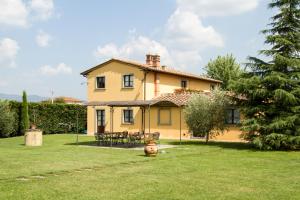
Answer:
[8,101,87,136]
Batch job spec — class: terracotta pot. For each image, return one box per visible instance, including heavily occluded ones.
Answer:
[144,142,158,157]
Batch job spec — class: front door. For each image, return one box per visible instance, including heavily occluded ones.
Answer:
[96,110,105,133]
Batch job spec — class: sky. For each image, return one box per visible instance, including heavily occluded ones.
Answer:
[0,0,274,100]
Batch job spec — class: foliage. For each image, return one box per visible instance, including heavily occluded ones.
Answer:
[184,90,229,142]
[20,91,29,134]
[0,100,15,137]
[205,54,243,90]
[230,0,300,150]
[8,101,87,135]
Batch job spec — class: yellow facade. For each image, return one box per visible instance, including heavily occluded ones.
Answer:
[83,59,243,141]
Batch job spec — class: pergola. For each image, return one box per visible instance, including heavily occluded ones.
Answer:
[86,98,185,142]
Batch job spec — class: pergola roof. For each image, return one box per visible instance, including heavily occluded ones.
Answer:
[85,92,203,107]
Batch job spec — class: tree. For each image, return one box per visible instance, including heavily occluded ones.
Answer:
[0,101,15,137]
[20,91,29,134]
[184,90,229,143]
[230,0,300,150]
[205,54,243,90]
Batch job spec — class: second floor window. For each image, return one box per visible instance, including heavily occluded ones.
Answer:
[96,76,105,89]
[123,74,134,88]
[123,109,134,124]
[181,80,187,89]
[225,109,240,124]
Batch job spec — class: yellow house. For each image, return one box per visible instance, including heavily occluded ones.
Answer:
[81,54,243,141]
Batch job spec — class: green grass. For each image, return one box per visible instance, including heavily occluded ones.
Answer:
[0,134,299,200]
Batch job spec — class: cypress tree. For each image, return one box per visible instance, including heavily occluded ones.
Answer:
[21,91,29,134]
[231,0,300,150]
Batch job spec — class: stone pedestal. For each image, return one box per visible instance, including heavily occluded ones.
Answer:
[25,130,43,146]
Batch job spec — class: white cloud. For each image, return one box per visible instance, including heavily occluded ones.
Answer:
[30,0,54,20]
[164,9,223,50]
[94,36,173,66]
[0,0,28,27]
[40,63,72,75]
[94,0,259,70]
[0,38,20,67]
[177,0,259,17]
[0,0,55,27]
[36,30,51,47]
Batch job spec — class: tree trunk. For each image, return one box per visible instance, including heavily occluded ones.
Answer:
[205,132,209,144]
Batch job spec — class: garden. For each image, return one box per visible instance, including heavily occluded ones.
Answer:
[0,134,299,200]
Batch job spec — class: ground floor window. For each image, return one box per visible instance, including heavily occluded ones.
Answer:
[225,109,240,124]
[123,109,134,124]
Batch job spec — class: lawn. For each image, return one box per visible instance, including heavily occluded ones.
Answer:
[0,134,299,200]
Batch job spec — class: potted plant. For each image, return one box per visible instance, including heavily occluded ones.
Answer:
[144,135,158,157]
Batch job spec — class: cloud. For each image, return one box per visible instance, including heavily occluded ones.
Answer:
[40,63,72,75]
[0,0,28,27]
[164,9,223,50]
[30,0,54,20]
[0,38,20,67]
[36,30,51,47]
[177,0,259,17]
[0,0,55,27]
[94,36,173,66]
[94,0,259,70]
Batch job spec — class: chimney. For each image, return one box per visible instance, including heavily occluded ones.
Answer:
[146,54,160,68]
[146,54,153,66]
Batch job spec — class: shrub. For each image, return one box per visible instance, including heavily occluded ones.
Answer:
[0,100,15,137]
[253,134,300,150]
[7,101,87,136]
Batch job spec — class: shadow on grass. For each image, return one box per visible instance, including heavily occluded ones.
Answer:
[64,141,144,149]
[167,140,253,151]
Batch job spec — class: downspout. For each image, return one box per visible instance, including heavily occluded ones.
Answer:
[143,70,148,101]
[154,72,159,97]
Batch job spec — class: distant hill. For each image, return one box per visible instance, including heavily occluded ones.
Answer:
[0,93,48,102]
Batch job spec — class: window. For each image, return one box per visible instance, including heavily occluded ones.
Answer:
[181,80,187,89]
[123,74,134,88]
[225,109,240,124]
[123,109,134,124]
[158,108,171,125]
[96,76,105,89]
[97,110,105,126]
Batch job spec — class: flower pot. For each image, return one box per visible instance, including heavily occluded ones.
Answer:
[144,142,158,157]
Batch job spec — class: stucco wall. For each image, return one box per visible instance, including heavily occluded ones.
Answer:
[87,62,144,102]
[87,106,243,141]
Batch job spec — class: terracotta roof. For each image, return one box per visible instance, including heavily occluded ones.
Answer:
[57,96,83,103]
[80,58,222,83]
[86,91,212,107]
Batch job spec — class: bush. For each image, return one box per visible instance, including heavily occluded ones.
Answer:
[0,101,16,137]
[253,134,300,150]
[7,101,87,136]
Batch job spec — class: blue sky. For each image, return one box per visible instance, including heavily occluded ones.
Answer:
[0,0,274,100]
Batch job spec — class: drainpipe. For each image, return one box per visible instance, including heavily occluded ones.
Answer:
[143,71,148,101]
[154,72,159,97]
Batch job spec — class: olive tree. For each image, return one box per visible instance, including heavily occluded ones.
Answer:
[184,90,229,143]
[0,100,15,137]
